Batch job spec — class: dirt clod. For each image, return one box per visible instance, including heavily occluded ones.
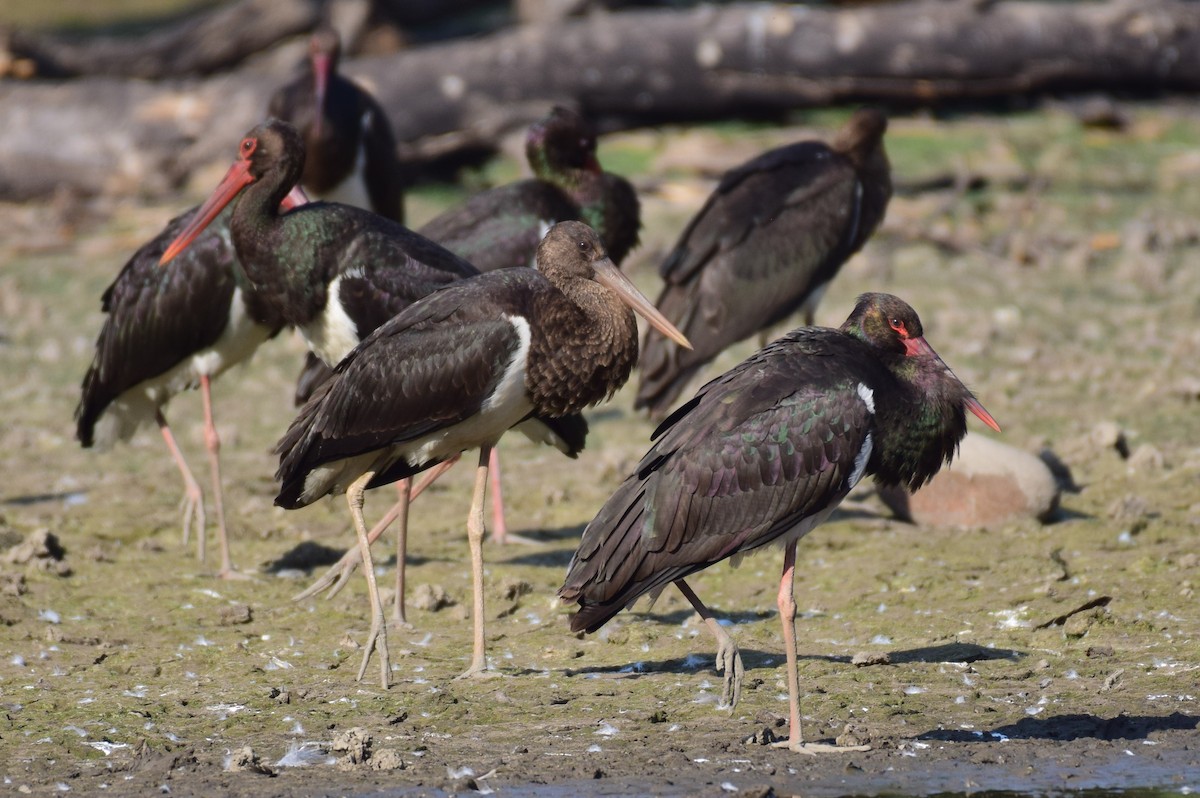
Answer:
[218,603,252,625]
[332,727,372,768]
[227,746,275,776]
[411,583,453,611]
[852,650,891,667]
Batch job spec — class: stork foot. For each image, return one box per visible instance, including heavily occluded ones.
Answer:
[770,740,871,754]
[293,547,361,602]
[354,615,391,690]
[178,490,206,555]
[453,665,501,681]
[489,530,542,546]
[714,639,745,710]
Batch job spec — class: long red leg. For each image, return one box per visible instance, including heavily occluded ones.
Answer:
[487,448,507,543]
[392,479,410,625]
[778,541,803,747]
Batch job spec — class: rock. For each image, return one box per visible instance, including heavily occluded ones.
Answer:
[1107,493,1150,524]
[410,583,453,612]
[2,529,66,566]
[879,434,1061,528]
[1127,443,1165,472]
[500,578,533,601]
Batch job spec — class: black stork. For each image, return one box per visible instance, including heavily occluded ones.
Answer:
[268,25,409,407]
[419,106,641,271]
[273,221,691,687]
[560,293,1000,752]
[157,120,576,623]
[76,188,305,578]
[636,108,892,419]
[267,26,405,223]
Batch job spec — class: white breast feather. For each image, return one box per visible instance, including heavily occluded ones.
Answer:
[301,274,361,366]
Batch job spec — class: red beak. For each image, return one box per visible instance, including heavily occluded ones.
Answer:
[159,159,255,265]
[311,52,331,140]
[281,184,309,211]
[904,335,1002,433]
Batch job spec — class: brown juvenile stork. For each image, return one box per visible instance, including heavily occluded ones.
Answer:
[417,105,641,543]
[636,109,892,419]
[76,188,305,577]
[274,221,691,687]
[561,293,999,751]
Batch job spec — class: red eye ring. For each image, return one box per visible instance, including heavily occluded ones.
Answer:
[889,317,908,337]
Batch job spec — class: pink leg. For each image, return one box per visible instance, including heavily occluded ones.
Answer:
[778,541,803,746]
[392,479,410,625]
[199,375,236,578]
[675,579,745,708]
[157,410,205,559]
[488,448,507,543]
[770,542,867,754]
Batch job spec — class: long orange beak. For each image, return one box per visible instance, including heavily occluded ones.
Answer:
[159,159,255,265]
[904,335,1001,432]
[311,51,330,140]
[593,259,692,350]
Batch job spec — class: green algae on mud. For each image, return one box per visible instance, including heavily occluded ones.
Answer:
[2,105,1200,796]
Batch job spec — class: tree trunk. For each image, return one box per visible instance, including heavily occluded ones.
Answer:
[3,0,1199,201]
[4,0,324,79]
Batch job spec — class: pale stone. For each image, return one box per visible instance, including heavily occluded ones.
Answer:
[879,434,1061,528]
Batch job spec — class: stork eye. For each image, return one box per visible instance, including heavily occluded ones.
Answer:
[578,240,589,252]
[889,317,908,337]
[240,138,257,157]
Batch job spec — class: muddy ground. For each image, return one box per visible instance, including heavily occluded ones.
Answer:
[2,106,1199,797]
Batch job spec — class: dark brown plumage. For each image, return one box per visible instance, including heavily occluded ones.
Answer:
[418,106,641,272]
[561,293,999,751]
[268,27,405,223]
[636,108,892,418]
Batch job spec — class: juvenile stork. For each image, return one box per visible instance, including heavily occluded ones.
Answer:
[274,222,691,687]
